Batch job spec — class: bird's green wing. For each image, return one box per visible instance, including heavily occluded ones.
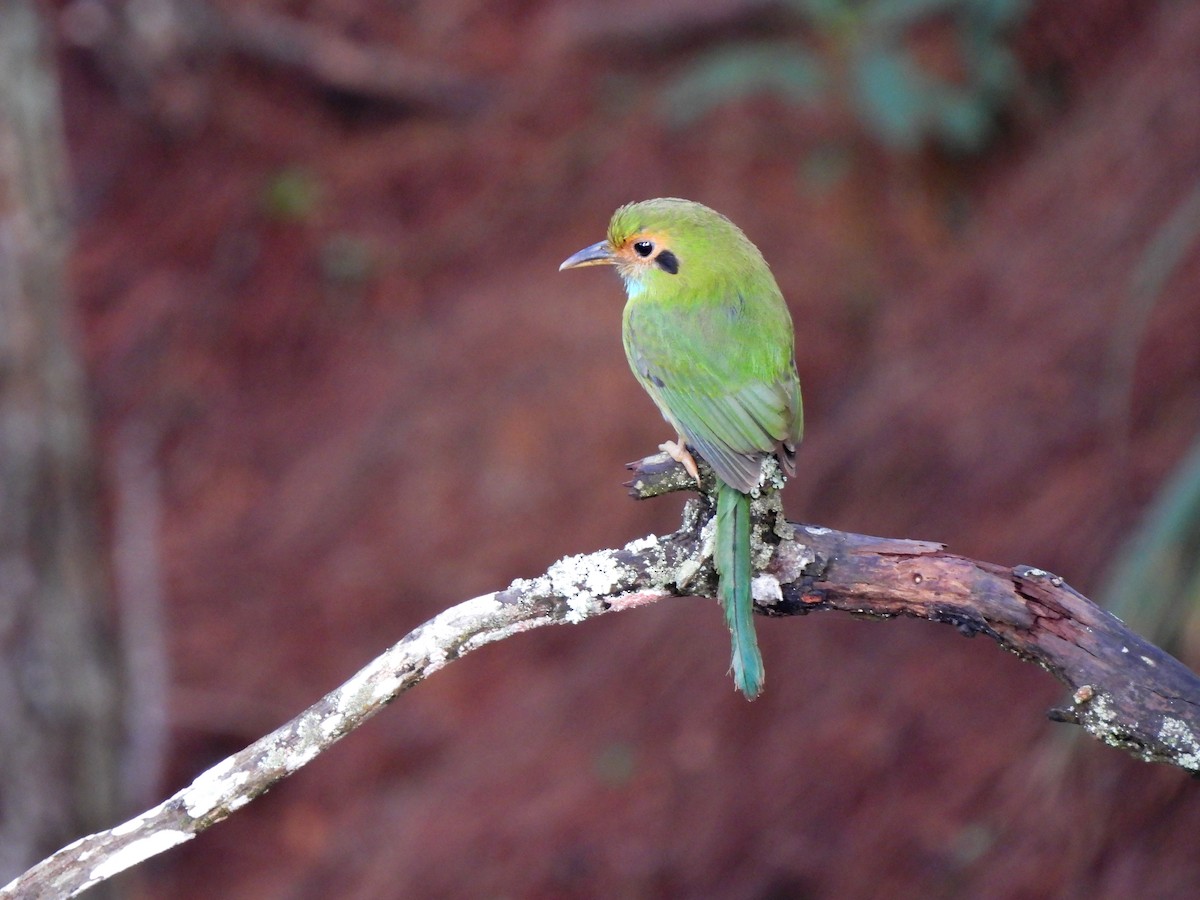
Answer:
[650,378,798,490]
[625,289,802,493]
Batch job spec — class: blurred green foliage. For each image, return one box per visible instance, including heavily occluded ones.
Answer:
[262,166,322,223]
[1100,180,1200,663]
[1101,438,1200,664]
[662,0,1029,153]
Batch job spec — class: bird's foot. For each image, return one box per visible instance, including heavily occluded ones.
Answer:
[659,438,700,484]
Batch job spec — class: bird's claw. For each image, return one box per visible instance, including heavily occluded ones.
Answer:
[659,439,701,484]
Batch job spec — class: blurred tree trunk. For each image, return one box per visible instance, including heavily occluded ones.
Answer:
[0,0,123,884]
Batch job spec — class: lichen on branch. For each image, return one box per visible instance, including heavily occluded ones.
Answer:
[6,452,1200,899]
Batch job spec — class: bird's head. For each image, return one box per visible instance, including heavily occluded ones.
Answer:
[559,198,766,298]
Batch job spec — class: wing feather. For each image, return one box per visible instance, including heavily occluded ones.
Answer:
[623,269,802,492]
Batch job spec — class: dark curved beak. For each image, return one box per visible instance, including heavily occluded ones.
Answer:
[559,240,614,271]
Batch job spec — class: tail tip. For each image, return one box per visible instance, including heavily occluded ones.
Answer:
[733,666,765,701]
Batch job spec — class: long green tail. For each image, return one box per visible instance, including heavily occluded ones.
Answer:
[714,481,765,699]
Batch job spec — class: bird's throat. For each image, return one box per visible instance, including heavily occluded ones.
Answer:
[620,271,647,299]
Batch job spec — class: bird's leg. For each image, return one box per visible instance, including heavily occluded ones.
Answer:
[659,435,700,483]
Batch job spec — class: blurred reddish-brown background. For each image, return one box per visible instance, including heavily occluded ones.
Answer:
[30,0,1200,895]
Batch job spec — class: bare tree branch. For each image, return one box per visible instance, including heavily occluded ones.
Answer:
[5,452,1199,897]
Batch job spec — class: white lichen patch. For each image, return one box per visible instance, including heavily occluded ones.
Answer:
[674,555,702,590]
[751,574,783,606]
[751,542,776,572]
[1158,718,1200,772]
[675,517,718,590]
[547,551,625,622]
[504,576,539,596]
[630,541,679,592]
[89,830,191,881]
[1080,693,1127,751]
[1089,693,1115,725]
[332,663,398,713]
[772,540,815,583]
[432,595,506,643]
[320,712,346,739]
[372,665,405,701]
[1141,655,1156,667]
[110,798,172,837]
[403,592,511,673]
[803,526,831,536]
[750,456,787,497]
[698,515,717,558]
[183,756,250,819]
[273,728,323,771]
[1022,567,1049,578]
[623,535,658,554]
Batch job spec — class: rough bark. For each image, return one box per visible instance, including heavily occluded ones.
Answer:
[627,452,1200,773]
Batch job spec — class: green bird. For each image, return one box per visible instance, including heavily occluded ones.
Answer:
[560,198,803,699]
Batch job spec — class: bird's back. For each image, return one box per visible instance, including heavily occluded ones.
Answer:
[616,202,802,491]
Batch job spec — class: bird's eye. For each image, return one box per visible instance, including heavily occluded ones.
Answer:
[633,240,654,257]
